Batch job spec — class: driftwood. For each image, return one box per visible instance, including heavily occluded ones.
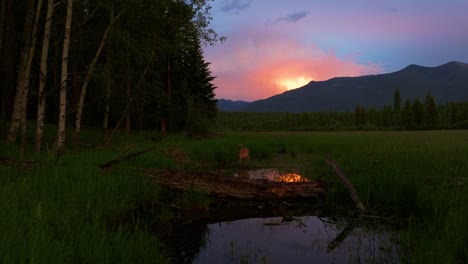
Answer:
[141,168,326,201]
[99,146,158,170]
[325,157,367,213]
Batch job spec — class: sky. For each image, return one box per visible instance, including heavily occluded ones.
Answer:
[202,0,468,101]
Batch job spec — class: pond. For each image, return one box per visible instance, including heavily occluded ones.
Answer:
[163,169,400,263]
[166,208,400,264]
[193,216,399,264]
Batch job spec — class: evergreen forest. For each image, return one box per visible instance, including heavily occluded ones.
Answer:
[215,89,468,131]
[0,0,221,153]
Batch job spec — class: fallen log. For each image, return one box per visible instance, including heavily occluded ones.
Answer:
[140,168,326,201]
[99,146,158,170]
[0,156,40,169]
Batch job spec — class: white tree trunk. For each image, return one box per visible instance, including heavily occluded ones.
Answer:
[57,0,72,154]
[35,0,54,153]
[73,10,122,145]
[6,0,35,144]
[19,0,43,154]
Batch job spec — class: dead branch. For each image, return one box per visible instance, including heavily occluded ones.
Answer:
[105,51,154,145]
[325,157,367,213]
[99,146,158,170]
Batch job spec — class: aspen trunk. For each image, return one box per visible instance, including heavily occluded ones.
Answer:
[6,0,35,144]
[35,0,54,153]
[57,0,72,154]
[102,5,114,141]
[73,10,122,145]
[19,0,43,154]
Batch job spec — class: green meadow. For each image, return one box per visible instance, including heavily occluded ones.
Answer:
[1,129,467,263]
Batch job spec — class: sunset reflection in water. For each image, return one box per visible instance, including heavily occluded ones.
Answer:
[235,168,309,182]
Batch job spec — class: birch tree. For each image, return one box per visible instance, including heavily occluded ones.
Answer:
[57,0,73,154]
[6,0,35,144]
[19,0,43,154]
[35,0,55,153]
[73,10,123,145]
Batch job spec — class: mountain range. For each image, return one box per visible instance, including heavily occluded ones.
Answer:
[217,61,468,112]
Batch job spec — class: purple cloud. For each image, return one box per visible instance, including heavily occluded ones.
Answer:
[275,11,309,24]
[221,0,252,14]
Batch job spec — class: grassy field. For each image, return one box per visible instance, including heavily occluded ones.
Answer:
[1,129,467,263]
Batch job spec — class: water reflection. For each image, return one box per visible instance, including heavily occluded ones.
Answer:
[234,168,310,182]
[164,168,399,263]
[192,216,399,264]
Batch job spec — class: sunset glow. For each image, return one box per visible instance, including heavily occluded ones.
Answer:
[206,33,383,100]
[204,1,468,101]
[275,173,310,182]
[277,76,312,91]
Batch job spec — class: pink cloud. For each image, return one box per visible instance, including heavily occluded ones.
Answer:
[205,29,383,101]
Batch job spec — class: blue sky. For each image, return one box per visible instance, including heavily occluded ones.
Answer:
[203,0,468,101]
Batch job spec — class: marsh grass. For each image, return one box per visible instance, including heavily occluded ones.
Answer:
[152,130,466,263]
[1,128,467,263]
[0,139,171,263]
[178,187,210,214]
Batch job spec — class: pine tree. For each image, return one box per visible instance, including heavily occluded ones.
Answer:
[183,40,218,134]
[449,103,458,126]
[424,93,438,129]
[393,88,401,126]
[393,88,401,111]
[354,104,366,127]
[401,99,413,129]
[384,106,394,127]
[412,98,424,128]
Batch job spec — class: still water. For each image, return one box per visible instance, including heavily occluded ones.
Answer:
[192,216,399,264]
[166,168,399,263]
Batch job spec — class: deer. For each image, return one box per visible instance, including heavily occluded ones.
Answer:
[238,144,250,165]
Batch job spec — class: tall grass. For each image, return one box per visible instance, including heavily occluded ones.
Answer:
[129,130,466,263]
[1,129,467,263]
[0,141,171,263]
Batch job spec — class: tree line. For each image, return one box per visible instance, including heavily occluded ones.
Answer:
[0,0,220,154]
[215,89,468,131]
